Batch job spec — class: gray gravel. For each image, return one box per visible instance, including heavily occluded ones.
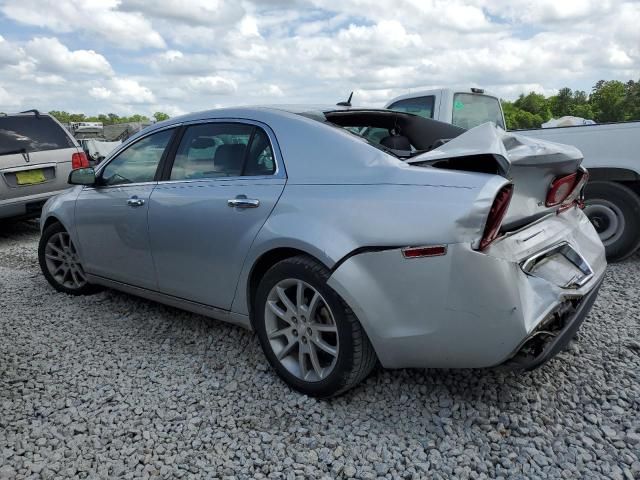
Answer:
[1,219,639,479]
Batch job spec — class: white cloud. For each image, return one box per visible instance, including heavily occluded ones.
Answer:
[0,0,638,115]
[0,0,165,49]
[0,85,21,109]
[88,87,112,100]
[0,35,23,64]
[25,37,113,76]
[89,78,155,104]
[188,76,238,95]
[120,0,245,27]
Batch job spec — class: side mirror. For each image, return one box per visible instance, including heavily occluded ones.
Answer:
[68,167,96,186]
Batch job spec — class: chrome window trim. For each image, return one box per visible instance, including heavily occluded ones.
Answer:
[82,181,158,191]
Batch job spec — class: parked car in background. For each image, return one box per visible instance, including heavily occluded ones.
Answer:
[0,110,88,221]
[78,138,122,165]
[385,88,640,261]
[38,106,605,397]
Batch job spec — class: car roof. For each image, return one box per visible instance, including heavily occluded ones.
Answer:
[152,104,384,126]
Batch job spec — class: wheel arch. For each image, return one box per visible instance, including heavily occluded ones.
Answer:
[41,215,63,232]
[587,167,640,183]
[244,246,331,326]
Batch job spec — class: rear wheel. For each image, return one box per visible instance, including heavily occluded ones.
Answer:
[584,181,640,262]
[38,223,99,295]
[254,255,377,398]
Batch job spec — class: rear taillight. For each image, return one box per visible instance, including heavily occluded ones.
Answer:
[479,184,513,250]
[546,172,577,207]
[546,169,589,210]
[71,152,89,170]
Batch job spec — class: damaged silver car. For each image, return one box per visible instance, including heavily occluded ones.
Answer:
[38,106,606,397]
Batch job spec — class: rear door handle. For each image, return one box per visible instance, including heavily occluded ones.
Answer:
[127,196,145,207]
[228,195,260,209]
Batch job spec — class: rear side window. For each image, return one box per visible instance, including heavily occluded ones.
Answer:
[0,115,75,153]
[452,93,505,129]
[169,123,276,180]
[388,96,435,119]
[244,128,276,176]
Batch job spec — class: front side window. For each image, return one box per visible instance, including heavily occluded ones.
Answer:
[452,93,505,129]
[388,96,435,119]
[0,115,75,155]
[170,123,275,180]
[101,129,174,186]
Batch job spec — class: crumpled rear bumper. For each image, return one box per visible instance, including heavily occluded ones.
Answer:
[500,275,603,370]
[327,207,606,369]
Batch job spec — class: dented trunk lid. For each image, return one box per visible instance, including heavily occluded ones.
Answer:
[408,122,583,227]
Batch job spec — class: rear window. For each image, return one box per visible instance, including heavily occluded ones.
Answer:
[388,95,435,119]
[0,115,75,154]
[452,94,505,129]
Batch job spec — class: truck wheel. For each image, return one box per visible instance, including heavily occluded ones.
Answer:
[584,181,640,262]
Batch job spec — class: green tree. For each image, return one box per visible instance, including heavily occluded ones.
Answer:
[624,80,640,120]
[549,87,573,118]
[126,114,150,123]
[590,80,626,122]
[49,111,71,123]
[513,92,552,121]
[153,112,170,122]
[502,101,544,129]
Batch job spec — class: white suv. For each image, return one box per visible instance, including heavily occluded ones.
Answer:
[0,110,87,220]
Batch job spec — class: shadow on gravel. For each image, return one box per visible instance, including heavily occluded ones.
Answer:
[0,218,40,240]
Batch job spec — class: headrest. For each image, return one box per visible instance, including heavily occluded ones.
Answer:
[214,144,246,174]
[380,135,411,151]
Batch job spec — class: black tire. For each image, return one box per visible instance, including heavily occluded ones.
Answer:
[254,255,377,398]
[584,181,640,262]
[38,222,100,295]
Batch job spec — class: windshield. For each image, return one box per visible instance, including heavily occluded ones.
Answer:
[452,93,505,130]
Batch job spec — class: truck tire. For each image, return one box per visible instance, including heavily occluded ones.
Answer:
[584,181,640,262]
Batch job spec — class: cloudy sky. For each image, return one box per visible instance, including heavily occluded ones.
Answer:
[0,0,638,116]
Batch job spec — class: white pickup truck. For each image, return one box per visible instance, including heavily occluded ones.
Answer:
[384,88,640,261]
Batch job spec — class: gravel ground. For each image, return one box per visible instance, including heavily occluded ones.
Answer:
[1,220,639,480]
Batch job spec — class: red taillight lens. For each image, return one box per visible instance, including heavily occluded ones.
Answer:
[479,184,513,250]
[546,172,578,207]
[71,152,89,170]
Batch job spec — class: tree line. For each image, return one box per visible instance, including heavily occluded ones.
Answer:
[503,79,640,130]
[48,111,170,125]
[46,78,640,131]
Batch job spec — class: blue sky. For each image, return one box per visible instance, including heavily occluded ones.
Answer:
[0,0,638,116]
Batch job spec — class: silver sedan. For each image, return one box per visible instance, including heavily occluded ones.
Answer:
[38,106,606,397]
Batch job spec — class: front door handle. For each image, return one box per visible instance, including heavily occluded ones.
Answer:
[127,196,145,207]
[228,195,260,209]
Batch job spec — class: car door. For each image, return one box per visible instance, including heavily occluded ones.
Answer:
[147,121,286,309]
[74,127,177,289]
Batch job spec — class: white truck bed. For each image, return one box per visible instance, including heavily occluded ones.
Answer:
[514,121,640,176]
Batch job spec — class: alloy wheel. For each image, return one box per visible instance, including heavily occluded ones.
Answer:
[264,279,339,382]
[44,232,88,290]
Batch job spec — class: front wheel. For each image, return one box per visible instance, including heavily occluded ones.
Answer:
[583,181,640,262]
[254,255,377,398]
[38,223,100,295]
